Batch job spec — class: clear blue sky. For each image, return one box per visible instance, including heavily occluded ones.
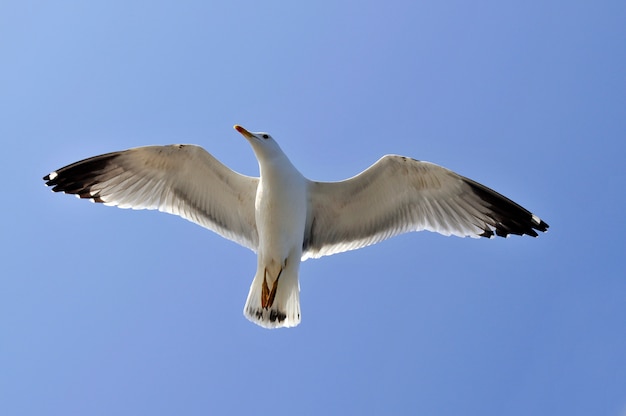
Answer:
[1,1,624,415]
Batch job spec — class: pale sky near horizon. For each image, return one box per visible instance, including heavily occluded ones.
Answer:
[1,1,625,415]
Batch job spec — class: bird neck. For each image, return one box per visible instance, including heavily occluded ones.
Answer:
[257,152,303,185]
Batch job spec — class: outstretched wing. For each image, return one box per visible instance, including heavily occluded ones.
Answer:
[44,144,259,251]
[303,155,548,259]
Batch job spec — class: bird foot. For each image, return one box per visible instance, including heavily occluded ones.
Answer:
[261,267,282,309]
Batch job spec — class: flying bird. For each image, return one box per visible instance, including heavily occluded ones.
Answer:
[43,125,549,329]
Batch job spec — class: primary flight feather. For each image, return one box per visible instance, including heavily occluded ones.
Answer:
[43,125,549,328]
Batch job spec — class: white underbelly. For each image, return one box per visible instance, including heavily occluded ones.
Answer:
[255,175,308,262]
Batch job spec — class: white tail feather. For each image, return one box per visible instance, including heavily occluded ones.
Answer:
[243,266,301,329]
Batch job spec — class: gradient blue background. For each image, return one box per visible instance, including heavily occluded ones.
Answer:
[2,1,625,415]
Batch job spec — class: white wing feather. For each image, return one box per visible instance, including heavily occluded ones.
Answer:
[303,155,547,259]
[44,144,259,251]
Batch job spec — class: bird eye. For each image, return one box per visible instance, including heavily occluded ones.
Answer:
[262,134,269,139]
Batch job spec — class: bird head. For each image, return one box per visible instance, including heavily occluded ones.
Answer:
[234,125,284,160]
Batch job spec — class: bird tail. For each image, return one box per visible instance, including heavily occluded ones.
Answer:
[243,263,301,329]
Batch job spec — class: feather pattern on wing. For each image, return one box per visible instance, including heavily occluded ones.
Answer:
[303,155,548,259]
[44,144,259,251]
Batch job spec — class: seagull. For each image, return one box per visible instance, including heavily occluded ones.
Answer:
[43,125,549,329]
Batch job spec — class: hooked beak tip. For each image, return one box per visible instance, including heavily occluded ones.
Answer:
[234,125,254,139]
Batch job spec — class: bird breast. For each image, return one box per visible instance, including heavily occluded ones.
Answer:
[254,167,308,259]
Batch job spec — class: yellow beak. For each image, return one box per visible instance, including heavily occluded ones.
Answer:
[234,125,254,139]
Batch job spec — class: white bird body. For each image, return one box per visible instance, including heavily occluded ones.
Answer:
[43,125,549,329]
[244,132,308,327]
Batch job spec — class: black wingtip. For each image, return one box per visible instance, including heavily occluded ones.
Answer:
[43,172,60,188]
[535,219,549,233]
[42,152,122,199]
[465,178,549,239]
